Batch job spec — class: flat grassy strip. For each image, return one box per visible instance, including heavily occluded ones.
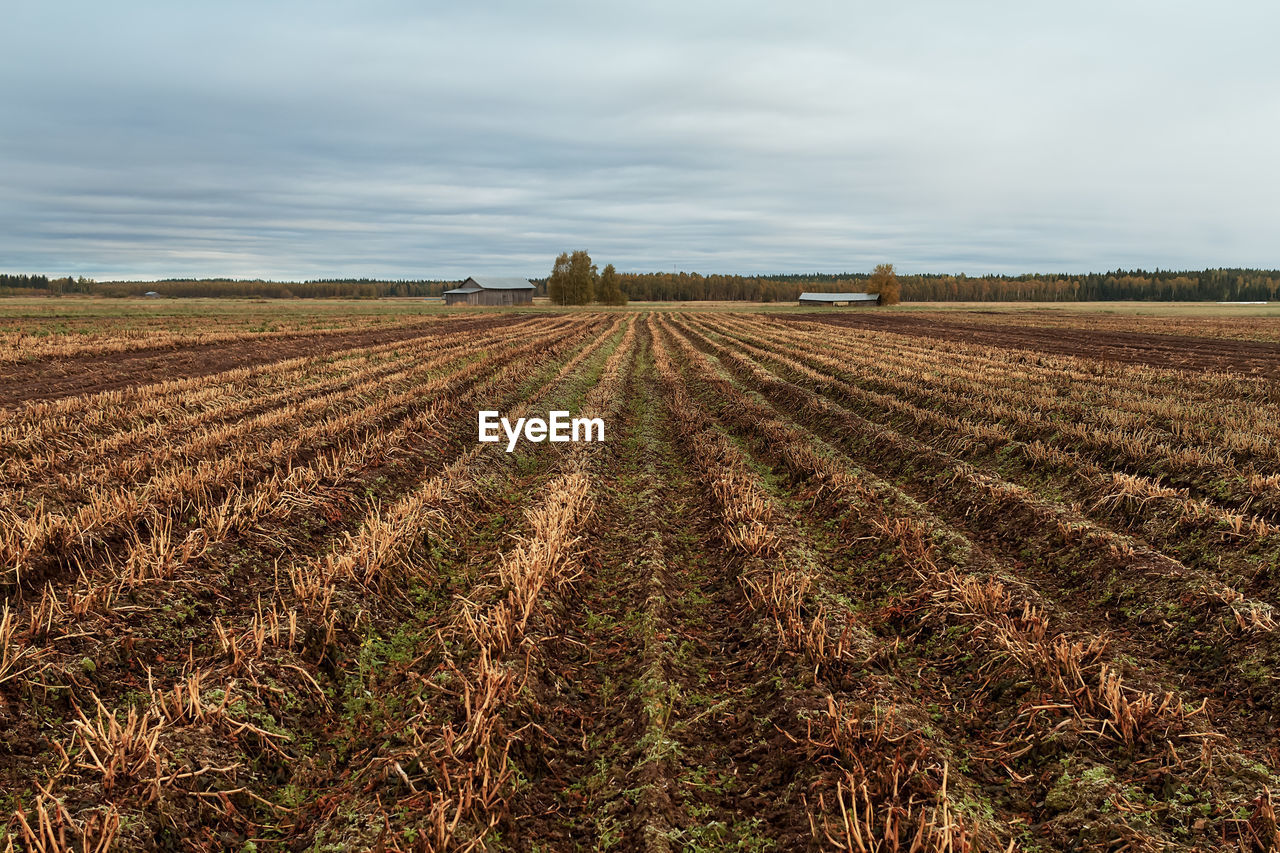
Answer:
[626,385,684,853]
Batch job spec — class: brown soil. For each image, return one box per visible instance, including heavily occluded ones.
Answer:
[0,317,598,850]
[0,314,531,406]
[786,311,1280,378]
[503,332,822,850]
[663,318,1280,849]
[9,311,1280,850]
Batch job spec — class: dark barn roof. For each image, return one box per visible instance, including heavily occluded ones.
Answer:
[443,277,536,295]
[464,276,534,290]
[798,292,878,303]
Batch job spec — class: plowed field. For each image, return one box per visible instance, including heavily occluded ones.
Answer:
[3,309,1279,851]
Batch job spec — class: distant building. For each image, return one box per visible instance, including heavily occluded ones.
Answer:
[443,276,535,306]
[798,292,879,306]
[144,291,161,298]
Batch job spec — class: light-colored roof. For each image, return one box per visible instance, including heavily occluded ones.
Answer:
[442,285,482,294]
[798,292,878,302]
[464,276,535,290]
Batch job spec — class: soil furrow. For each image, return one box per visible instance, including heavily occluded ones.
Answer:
[0,314,534,406]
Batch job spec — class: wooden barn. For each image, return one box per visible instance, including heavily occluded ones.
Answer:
[443,277,536,306]
[797,292,880,307]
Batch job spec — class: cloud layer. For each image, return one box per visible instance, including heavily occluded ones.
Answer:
[3,0,1277,279]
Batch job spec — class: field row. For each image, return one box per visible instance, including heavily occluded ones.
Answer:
[2,310,1278,851]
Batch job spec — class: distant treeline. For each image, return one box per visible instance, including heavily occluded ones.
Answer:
[618,269,1280,302]
[3,269,1278,302]
[0,274,52,290]
[90,278,462,299]
[618,273,804,302]
[0,276,522,299]
[899,268,1280,302]
[0,274,92,296]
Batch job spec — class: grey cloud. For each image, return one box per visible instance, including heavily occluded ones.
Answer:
[2,0,1278,280]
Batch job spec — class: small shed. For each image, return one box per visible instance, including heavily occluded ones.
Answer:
[443,276,535,306]
[798,292,879,307]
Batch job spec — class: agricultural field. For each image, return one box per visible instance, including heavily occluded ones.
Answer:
[2,304,1280,851]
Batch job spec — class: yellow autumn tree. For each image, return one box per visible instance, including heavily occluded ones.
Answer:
[868,263,900,305]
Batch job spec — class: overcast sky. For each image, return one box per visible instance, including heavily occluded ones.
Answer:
[2,1,1277,280]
